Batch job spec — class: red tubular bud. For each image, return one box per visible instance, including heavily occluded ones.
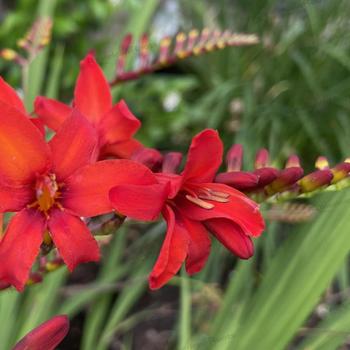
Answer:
[162,152,183,174]
[266,167,304,195]
[315,156,329,170]
[139,33,149,68]
[13,315,69,350]
[331,162,350,183]
[255,149,269,169]
[254,167,279,187]
[215,171,259,191]
[131,147,163,171]
[117,34,133,75]
[285,155,301,168]
[298,169,333,193]
[226,144,243,171]
[159,36,171,64]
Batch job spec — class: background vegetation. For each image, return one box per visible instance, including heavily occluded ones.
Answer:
[1,0,350,349]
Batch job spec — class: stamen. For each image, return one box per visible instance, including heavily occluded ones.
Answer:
[198,194,230,203]
[185,194,214,209]
[204,188,230,199]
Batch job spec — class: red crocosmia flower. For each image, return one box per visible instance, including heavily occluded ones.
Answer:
[12,315,69,350]
[0,76,45,133]
[34,53,155,161]
[0,102,159,291]
[110,129,265,289]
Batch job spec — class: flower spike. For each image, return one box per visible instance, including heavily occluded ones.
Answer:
[109,29,259,85]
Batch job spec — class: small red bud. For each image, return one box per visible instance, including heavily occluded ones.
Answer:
[315,156,329,170]
[226,144,243,171]
[162,152,183,174]
[285,155,301,168]
[298,169,333,193]
[255,149,269,169]
[215,171,259,190]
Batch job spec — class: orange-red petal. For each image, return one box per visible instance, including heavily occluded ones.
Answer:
[0,184,34,212]
[0,101,50,186]
[110,183,168,221]
[34,96,72,131]
[49,109,98,181]
[149,205,189,290]
[99,100,141,144]
[184,218,211,275]
[205,218,254,259]
[182,129,223,183]
[48,209,100,271]
[0,76,25,112]
[74,53,112,125]
[13,315,69,350]
[0,209,45,291]
[176,183,265,237]
[62,159,157,217]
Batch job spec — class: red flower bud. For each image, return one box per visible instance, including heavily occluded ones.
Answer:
[285,155,301,168]
[13,315,69,350]
[331,162,350,183]
[254,167,279,188]
[215,171,259,190]
[162,152,183,174]
[255,148,269,169]
[226,144,243,171]
[298,169,333,193]
[315,156,329,170]
[266,167,304,195]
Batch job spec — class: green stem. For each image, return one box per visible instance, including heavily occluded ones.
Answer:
[179,268,191,350]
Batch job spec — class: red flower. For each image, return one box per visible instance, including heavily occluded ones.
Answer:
[34,53,157,160]
[110,129,265,289]
[12,315,69,350]
[0,102,159,291]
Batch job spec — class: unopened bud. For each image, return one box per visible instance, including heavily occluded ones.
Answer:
[0,48,18,61]
[255,149,269,169]
[266,167,304,195]
[331,162,350,183]
[315,156,329,170]
[285,155,301,168]
[162,152,183,174]
[298,169,333,193]
[226,144,243,171]
[254,167,279,188]
[215,171,259,191]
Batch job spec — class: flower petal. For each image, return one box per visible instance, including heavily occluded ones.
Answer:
[0,185,34,212]
[182,129,223,183]
[49,109,98,181]
[99,100,141,144]
[110,183,168,221]
[13,315,69,350]
[0,209,45,291]
[184,218,211,275]
[62,160,157,217]
[176,183,265,237]
[74,53,112,125]
[35,96,72,131]
[48,209,100,271]
[0,101,50,185]
[100,138,142,159]
[0,76,25,112]
[205,218,254,259]
[149,205,189,290]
